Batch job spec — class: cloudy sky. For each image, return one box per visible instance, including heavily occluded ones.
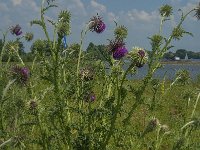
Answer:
[0,0,199,52]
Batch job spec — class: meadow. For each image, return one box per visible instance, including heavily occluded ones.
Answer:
[0,0,200,149]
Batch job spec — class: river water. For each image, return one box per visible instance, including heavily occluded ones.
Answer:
[127,63,200,80]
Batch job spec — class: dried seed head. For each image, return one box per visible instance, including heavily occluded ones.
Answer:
[160,124,170,134]
[80,67,94,81]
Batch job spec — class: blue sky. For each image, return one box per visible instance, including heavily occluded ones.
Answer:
[0,0,199,52]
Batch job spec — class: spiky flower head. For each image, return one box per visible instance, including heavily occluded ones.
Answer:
[5,41,19,54]
[25,32,34,42]
[11,66,30,85]
[57,10,71,38]
[113,46,128,60]
[194,2,200,20]
[10,24,22,36]
[172,27,185,40]
[88,14,106,33]
[149,34,163,48]
[107,39,125,52]
[159,4,173,17]
[107,39,128,60]
[114,25,128,39]
[129,47,148,68]
[80,67,94,81]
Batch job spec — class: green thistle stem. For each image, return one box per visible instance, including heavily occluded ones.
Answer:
[76,29,87,100]
[16,52,25,66]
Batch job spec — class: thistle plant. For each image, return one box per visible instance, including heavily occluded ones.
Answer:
[0,1,199,149]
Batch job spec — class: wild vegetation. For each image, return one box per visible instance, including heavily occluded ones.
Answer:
[0,0,200,149]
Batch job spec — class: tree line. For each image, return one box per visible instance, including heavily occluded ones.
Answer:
[0,40,200,62]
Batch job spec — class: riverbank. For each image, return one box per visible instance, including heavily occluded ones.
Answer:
[161,60,200,65]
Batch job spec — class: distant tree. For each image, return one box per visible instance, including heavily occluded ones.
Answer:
[66,43,81,58]
[30,39,51,56]
[164,51,175,60]
[175,49,187,59]
[0,39,3,52]
[17,41,25,55]
[86,42,108,61]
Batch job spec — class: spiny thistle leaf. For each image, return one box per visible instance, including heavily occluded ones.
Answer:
[47,19,56,26]
[172,27,193,40]
[42,4,58,14]
[30,20,44,27]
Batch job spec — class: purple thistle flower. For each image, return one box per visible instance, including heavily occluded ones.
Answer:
[113,46,128,60]
[88,14,106,33]
[11,66,30,85]
[138,50,145,58]
[85,91,96,102]
[10,24,22,36]
[90,93,96,102]
[107,39,125,52]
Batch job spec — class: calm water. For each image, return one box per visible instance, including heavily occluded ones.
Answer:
[127,63,200,80]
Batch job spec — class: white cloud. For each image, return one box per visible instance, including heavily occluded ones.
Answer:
[107,12,118,23]
[65,0,87,16]
[90,0,106,13]
[126,9,159,22]
[0,2,9,11]
[12,0,23,6]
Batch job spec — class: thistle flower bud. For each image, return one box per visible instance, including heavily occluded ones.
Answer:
[11,66,30,85]
[114,25,128,39]
[194,2,200,20]
[25,32,34,42]
[46,0,55,5]
[88,14,106,33]
[159,4,173,17]
[10,24,22,36]
[149,34,163,48]
[172,27,185,40]
[57,10,71,38]
[129,47,148,68]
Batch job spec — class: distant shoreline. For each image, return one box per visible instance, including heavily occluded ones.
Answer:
[161,60,200,65]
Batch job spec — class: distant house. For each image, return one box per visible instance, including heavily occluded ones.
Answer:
[174,56,180,61]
